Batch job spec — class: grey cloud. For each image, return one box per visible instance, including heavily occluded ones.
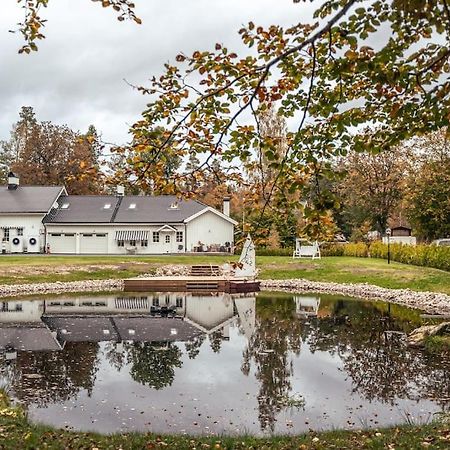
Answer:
[0,0,308,145]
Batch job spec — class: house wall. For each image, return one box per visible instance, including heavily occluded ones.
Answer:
[0,214,46,253]
[45,223,188,255]
[185,211,234,252]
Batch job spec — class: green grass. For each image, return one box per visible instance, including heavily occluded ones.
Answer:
[0,254,449,295]
[0,390,448,449]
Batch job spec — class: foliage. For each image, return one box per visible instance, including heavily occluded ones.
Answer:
[324,242,450,272]
[13,0,141,53]
[119,0,450,233]
[336,148,411,234]
[0,107,103,194]
[406,129,450,240]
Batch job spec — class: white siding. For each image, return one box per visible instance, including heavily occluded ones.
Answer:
[186,211,234,252]
[45,224,187,255]
[0,214,45,253]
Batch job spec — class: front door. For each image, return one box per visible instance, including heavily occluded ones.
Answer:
[162,232,173,253]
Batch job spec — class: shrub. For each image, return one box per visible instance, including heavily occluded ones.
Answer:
[256,247,293,257]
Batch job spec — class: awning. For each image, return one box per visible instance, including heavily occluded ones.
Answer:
[115,230,149,241]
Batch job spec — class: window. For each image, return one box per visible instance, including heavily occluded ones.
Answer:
[129,203,136,209]
[17,228,23,236]
[82,233,93,237]
[165,235,171,243]
[176,297,183,308]
[2,229,9,242]
[64,233,75,237]
[117,240,124,247]
[152,297,159,307]
[61,203,70,209]
[50,233,61,237]
[141,240,148,247]
[129,240,136,246]
[96,234,106,237]
[153,232,159,243]
[176,231,183,243]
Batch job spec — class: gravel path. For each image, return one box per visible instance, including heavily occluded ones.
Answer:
[0,277,449,315]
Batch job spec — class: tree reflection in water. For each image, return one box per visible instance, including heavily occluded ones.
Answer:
[0,342,99,407]
[300,299,450,410]
[242,297,303,432]
[126,342,182,390]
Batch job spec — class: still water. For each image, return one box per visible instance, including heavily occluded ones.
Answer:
[0,292,448,435]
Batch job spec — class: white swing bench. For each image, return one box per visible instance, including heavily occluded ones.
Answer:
[293,238,321,259]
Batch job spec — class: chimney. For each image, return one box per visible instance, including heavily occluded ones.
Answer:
[223,196,231,216]
[116,185,125,197]
[7,172,19,190]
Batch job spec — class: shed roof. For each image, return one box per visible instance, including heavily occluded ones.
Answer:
[0,185,65,214]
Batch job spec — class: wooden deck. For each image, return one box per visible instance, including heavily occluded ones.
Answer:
[124,276,260,294]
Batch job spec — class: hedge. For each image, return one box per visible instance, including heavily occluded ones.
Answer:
[322,242,450,272]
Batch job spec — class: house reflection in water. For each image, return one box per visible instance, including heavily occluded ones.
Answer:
[0,293,257,358]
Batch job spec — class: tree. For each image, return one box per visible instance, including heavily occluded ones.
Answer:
[4,107,103,194]
[406,129,450,240]
[123,0,450,230]
[337,147,411,234]
[110,126,182,195]
[0,106,37,182]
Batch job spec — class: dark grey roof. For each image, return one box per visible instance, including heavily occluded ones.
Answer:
[0,185,64,214]
[114,317,201,342]
[46,195,206,224]
[0,324,62,351]
[44,196,120,223]
[43,316,202,343]
[113,195,206,224]
[44,317,119,342]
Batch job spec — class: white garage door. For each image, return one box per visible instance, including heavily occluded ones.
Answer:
[48,233,76,254]
[80,233,108,254]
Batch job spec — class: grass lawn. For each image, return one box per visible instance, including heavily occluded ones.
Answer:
[0,254,449,294]
[0,390,448,449]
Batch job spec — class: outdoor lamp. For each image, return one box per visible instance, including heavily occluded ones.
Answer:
[386,228,391,264]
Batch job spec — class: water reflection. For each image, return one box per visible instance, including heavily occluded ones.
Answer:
[0,293,448,435]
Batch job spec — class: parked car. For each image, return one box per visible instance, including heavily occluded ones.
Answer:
[431,238,450,246]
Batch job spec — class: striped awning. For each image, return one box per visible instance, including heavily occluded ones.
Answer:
[115,230,149,241]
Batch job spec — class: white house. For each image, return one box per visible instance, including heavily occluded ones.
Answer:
[0,173,237,255]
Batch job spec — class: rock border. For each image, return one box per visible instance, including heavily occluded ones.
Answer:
[0,277,449,315]
[261,279,450,315]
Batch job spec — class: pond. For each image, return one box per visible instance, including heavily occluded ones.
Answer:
[0,292,448,436]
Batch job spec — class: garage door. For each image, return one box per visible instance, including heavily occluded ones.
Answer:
[80,233,108,254]
[48,233,76,254]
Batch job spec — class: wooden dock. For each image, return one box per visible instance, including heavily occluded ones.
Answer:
[124,276,260,294]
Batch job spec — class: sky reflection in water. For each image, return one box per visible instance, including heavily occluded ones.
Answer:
[0,292,448,435]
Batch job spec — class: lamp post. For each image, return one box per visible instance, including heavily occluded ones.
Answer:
[386,228,391,264]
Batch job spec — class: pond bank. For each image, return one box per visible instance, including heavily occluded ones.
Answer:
[261,279,450,315]
[1,277,449,315]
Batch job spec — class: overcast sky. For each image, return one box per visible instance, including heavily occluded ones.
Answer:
[0,0,314,146]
